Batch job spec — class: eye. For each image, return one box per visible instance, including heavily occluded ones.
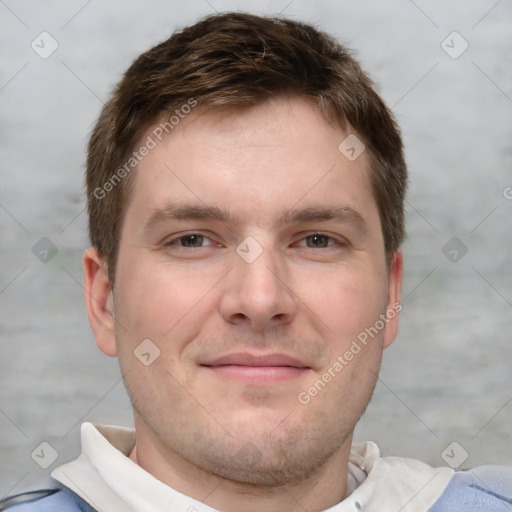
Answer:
[296,233,342,249]
[165,233,217,248]
[304,234,331,248]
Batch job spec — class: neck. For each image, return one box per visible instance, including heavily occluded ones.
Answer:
[129,422,352,512]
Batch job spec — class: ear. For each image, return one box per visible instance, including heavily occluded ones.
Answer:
[83,247,117,357]
[383,249,403,349]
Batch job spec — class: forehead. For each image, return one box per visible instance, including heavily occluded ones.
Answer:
[123,97,380,234]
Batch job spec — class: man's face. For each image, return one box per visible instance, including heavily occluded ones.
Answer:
[105,98,401,485]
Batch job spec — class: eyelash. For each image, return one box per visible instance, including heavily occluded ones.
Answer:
[165,233,219,249]
[164,232,346,249]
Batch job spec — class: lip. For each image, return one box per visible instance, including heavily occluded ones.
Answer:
[200,353,311,383]
[203,353,309,368]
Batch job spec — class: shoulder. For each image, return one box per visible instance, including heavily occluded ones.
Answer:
[429,464,512,511]
[0,486,96,511]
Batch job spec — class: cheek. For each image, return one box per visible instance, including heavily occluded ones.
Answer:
[303,265,387,342]
[113,251,218,351]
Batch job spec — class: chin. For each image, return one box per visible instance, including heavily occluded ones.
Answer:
[194,416,347,487]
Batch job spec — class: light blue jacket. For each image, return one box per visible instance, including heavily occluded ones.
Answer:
[1,485,94,511]
[4,465,512,511]
[429,465,512,511]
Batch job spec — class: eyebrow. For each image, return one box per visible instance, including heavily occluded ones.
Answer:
[276,206,367,232]
[143,203,368,233]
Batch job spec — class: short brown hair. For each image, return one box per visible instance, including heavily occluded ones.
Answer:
[86,12,407,285]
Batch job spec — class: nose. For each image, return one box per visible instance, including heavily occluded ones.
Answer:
[219,241,297,332]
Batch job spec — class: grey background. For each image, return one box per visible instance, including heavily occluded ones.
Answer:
[1,0,511,497]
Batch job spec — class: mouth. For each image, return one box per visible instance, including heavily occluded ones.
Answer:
[200,353,312,383]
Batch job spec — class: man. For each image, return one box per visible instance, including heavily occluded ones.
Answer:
[3,11,511,512]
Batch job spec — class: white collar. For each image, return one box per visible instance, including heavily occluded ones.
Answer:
[52,423,453,512]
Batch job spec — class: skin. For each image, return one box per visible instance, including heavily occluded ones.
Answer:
[84,97,402,512]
